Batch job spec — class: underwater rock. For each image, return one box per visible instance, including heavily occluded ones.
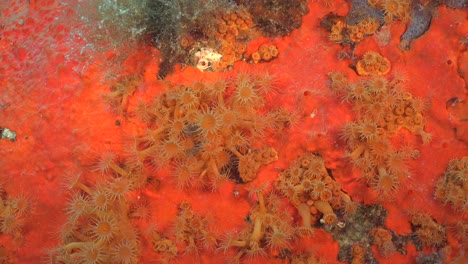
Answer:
[235,0,309,36]
[444,0,468,9]
[145,0,230,78]
[400,1,436,50]
[347,0,384,25]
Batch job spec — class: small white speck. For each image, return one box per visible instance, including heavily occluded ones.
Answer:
[310,109,317,118]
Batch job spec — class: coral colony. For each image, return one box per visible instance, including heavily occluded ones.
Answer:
[0,0,466,263]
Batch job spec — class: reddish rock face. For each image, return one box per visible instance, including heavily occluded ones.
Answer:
[0,0,466,263]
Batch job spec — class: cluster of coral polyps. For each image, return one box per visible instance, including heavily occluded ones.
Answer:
[356,51,391,76]
[446,97,468,143]
[409,211,447,248]
[219,190,294,262]
[327,17,381,44]
[50,166,141,264]
[212,9,254,42]
[350,244,366,264]
[276,153,356,229]
[250,44,280,64]
[180,8,255,72]
[370,227,397,258]
[172,201,218,256]
[0,186,31,246]
[131,72,287,189]
[148,228,178,263]
[177,9,249,71]
[210,9,254,71]
[103,75,141,114]
[367,0,411,23]
[328,72,431,198]
[434,157,468,212]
